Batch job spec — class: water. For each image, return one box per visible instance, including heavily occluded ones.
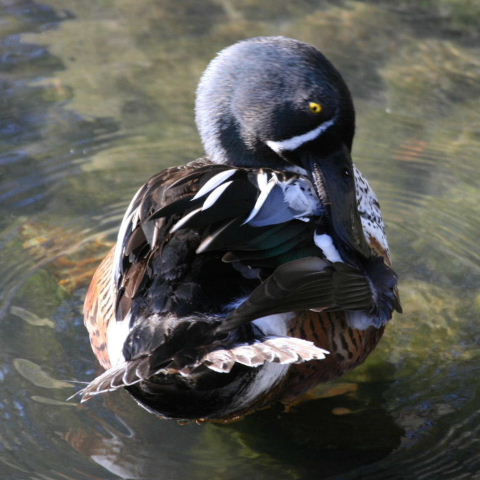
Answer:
[1,0,479,478]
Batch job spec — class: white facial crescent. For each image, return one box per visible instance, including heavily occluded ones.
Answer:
[266,117,336,153]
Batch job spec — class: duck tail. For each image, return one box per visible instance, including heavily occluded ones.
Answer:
[72,334,329,402]
[71,356,152,402]
[186,335,329,374]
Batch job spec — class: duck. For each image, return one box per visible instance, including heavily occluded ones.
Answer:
[80,36,401,422]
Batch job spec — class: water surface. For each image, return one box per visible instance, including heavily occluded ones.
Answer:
[1,1,480,478]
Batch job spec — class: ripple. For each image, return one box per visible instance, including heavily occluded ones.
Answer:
[0,1,480,479]
[361,402,480,480]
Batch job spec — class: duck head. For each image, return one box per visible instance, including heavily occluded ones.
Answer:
[196,36,371,261]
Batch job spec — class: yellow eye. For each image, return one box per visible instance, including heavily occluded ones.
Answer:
[309,102,323,114]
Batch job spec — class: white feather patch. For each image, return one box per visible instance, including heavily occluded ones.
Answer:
[256,171,269,191]
[346,311,375,330]
[253,312,294,336]
[314,232,343,262]
[107,317,131,366]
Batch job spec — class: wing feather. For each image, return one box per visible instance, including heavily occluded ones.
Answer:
[217,257,377,333]
[86,159,398,385]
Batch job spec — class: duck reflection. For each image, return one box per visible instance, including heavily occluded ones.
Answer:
[66,380,403,479]
[65,392,199,479]
[224,381,404,479]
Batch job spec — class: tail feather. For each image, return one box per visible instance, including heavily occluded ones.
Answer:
[74,356,151,402]
[74,336,329,401]
[198,336,329,374]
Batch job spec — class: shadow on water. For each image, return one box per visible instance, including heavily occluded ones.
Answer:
[1,0,480,479]
[62,380,403,480]
[221,384,404,479]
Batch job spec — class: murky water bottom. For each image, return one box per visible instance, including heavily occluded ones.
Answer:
[1,0,480,479]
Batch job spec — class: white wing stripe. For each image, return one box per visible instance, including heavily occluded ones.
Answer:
[192,169,237,200]
[201,181,233,210]
[170,207,203,233]
[171,180,233,232]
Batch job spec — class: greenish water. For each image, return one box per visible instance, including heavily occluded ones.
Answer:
[1,1,480,478]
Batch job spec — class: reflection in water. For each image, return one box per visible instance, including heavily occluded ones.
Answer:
[218,384,404,480]
[1,0,480,479]
[65,398,199,479]
[65,382,403,479]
